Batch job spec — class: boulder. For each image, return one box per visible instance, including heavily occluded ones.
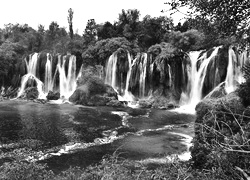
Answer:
[69,67,120,106]
[46,91,60,100]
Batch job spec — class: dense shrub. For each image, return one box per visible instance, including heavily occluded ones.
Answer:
[237,79,250,107]
[192,93,250,179]
[0,161,54,180]
[82,37,139,66]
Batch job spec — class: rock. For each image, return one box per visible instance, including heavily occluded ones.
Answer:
[46,91,60,100]
[25,87,39,100]
[139,99,153,108]
[106,99,124,107]
[69,67,118,106]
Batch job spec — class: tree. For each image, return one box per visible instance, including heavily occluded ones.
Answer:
[167,29,205,51]
[83,19,98,45]
[165,0,250,36]
[117,9,140,41]
[97,21,117,40]
[68,8,74,39]
[137,15,174,50]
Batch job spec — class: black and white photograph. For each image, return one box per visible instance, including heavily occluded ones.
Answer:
[0,0,249,179]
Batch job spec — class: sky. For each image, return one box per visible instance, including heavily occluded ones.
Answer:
[0,0,185,34]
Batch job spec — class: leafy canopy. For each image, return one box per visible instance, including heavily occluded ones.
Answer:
[165,0,250,36]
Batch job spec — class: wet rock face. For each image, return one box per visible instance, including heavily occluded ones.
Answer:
[129,51,189,102]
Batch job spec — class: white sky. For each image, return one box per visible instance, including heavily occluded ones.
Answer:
[0,0,185,34]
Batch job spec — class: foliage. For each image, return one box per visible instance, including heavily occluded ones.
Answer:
[82,37,139,66]
[67,8,74,39]
[148,42,178,59]
[237,79,250,107]
[0,153,243,180]
[166,29,205,51]
[83,19,98,45]
[138,15,174,50]
[97,21,118,40]
[192,94,250,179]
[0,161,54,180]
[117,9,140,41]
[237,62,250,107]
[165,0,250,37]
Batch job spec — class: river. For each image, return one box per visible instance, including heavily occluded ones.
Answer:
[0,100,195,173]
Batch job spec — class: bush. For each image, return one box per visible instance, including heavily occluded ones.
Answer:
[192,94,250,179]
[237,80,250,107]
[82,37,139,66]
[0,161,54,180]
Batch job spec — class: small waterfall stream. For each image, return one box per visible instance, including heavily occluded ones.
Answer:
[105,53,118,89]
[45,53,53,93]
[225,46,246,93]
[139,53,148,98]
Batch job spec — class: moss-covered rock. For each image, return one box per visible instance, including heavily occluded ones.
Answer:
[69,66,120,106]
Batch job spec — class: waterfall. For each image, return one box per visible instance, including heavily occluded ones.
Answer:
[17,53,79,100]
[181,46,221,107]
[122,52,134,101]
[17,53,46,99]
[105,53,118,89]
[27,53,39,76]
[168,64,172,86]
[57,55,77,99]
[139,53,147,98]
[17,74,46,99]
[44,53,53,93]
[225,46,245,93]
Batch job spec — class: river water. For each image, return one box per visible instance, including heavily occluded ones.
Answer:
[0,100,195,173]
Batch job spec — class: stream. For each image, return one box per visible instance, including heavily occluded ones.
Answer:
[0,100,195,173]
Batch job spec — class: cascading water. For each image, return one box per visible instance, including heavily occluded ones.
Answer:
[122,52,134,101]
[56,55,77,99]
[139,53,147,98]
[27,53,39,75]
[181,47,221,108]
[17,53,79,100]
[167,64,172,86]
[225,46,245,93]
[44,53,53,93]
[17,53,47,99]
[105,53,118,89]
